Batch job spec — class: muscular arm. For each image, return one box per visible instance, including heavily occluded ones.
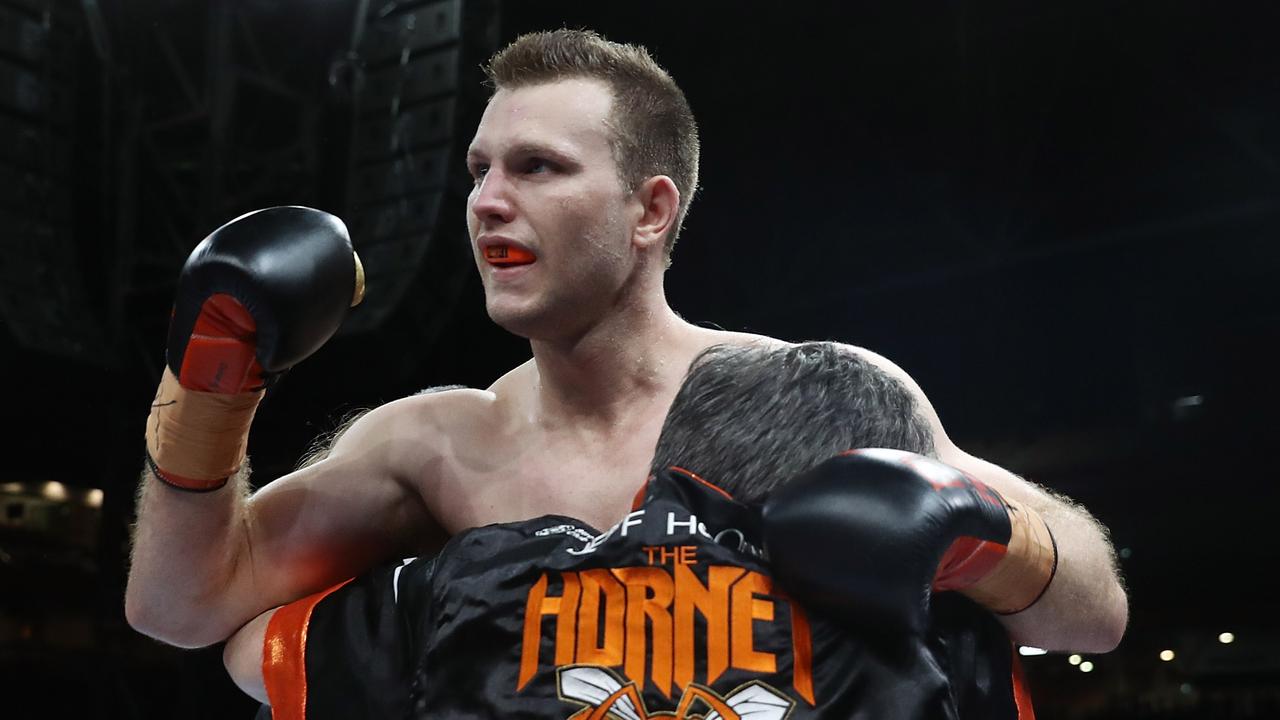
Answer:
[859,348,1128,653]
[125,394,452,648]
[939,448,1128,651]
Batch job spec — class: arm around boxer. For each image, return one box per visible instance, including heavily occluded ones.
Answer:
[858,347,1128,652]
[940,448,1129,652]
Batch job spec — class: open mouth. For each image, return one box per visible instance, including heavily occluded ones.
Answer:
[484,244,536,267]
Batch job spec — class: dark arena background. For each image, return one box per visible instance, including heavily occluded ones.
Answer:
[2,1,1278,717]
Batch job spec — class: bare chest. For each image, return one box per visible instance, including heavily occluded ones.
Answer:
[433,420,665,534]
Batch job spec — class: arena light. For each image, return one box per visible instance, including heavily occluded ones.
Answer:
[86,489,104,508]
[1018,646,1047,656]
[42,481,68,501]
[1218,632,1235,644]
[1160,649,1176,662]
[1079,661,1094,673]
[1068,654,1082,666]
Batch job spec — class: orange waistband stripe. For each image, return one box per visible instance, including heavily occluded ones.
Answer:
[262,579,353,720]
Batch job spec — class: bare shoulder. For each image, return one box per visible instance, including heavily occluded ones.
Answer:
[319,383,502,472]
[825,341,961,449]
[693,332,947,430]
[823,342,935,403]
[829,342,915,381]
[484,357,538,396]
[375,385,501,439]
[685,330,908,380]
[688,327,788,352]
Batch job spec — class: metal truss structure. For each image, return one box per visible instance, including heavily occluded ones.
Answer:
[0,0,497,378]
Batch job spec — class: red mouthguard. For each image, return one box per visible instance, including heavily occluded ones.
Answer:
[484,245,535,266]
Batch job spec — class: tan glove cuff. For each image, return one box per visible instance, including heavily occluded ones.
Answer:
[963,498,1058,615]
[144,367,263,491]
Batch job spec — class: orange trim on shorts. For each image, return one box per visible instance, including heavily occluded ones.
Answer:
[1010,648,1037,719]
[262,579,352,720]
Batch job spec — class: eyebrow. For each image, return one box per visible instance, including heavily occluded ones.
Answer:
[465,141,580,166]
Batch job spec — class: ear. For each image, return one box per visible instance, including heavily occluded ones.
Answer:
[630,175,680,253]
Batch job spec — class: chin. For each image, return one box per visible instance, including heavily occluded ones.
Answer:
[486,299,588,343]
[485,298,543,338]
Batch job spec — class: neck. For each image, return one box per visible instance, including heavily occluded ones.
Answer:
[528,280,695,426]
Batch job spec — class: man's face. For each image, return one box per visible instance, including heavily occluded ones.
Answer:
[465,78,639,340]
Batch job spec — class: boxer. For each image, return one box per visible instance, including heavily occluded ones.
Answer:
[126,30,1126,664]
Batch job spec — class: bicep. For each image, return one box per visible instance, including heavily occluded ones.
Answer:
[235,403,442,611]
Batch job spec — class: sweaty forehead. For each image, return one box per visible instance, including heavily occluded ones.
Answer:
[468,79,616,159]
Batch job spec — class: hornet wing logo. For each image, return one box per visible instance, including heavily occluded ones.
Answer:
[557,666,795,720]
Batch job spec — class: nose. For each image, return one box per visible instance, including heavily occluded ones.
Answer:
[469,168,516,225]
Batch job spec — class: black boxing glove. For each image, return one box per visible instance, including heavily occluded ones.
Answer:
[761,449,1057,635]
[145,206,364,491]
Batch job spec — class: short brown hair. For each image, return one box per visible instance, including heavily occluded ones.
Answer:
[484,29,700,264]
[651,343,936,504]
